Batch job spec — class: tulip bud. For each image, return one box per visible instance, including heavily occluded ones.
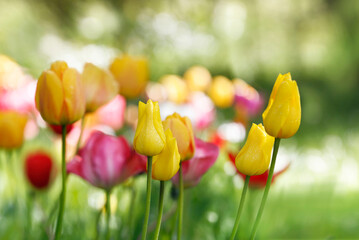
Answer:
[82,63,119,113]
[163,113,195,161]
[183,66,212,92]
[262,73,301,138]
[235,123,274,176]
[152,129,180,181]
[134,99,166,156]
[35,61,86,125]
[109,55,149,99]
[0,111,27,149]
[208,76,235,108]
[25,151,55,190]
[160,75,189,104]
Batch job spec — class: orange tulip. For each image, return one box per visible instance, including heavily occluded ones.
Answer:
[163,113,195,161]
[35,61,86,125]
[109,55,149,99]
[82,63,119,113]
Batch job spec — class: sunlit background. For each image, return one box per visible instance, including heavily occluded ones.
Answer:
[1,0,359,239]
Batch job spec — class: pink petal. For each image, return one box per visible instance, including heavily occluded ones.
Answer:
[173,138,219,188]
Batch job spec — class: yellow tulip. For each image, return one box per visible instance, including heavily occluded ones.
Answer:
[109,55,149,99]
[160,75,189,104]
[208,76,235,108]
[183,66,212,92]
[35,61,86,125]
[134,99,166,156]
[152,129,180,181]
[0,111,28,149]
[235,123,274,176]
[262,73,301,138]
[162,113,195,161]
[82,63,119,113]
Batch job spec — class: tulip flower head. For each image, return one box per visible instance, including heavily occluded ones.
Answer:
[228,152,289,188]
[25,151,55,190]
[82,63,119,113]
[67,131,147,190]
[183,66,212,92]
[93,95,126,130]
[235,123,274,176]
[233,78,263,117]
[152,129,180,181]
[134,99,166,156]
[109,55,149,99]
[35,61,86,125]
[172,138,219,188]
[208,76,235,108]
[0,110,27,149]
[163,113,195,161]
[262,73,301,138]
[160,75,189,104]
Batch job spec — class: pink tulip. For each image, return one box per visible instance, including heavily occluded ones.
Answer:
[0,81,37,114]
[233,79,263,117]
[172,138,219,188]
[67,131,146,190]
[0,81,40,140]
[94,95,126,130]
[189,92,216,130]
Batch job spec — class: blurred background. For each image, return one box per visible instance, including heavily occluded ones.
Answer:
[1,0,359,239]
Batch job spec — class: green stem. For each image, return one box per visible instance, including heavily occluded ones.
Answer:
[105,190,112,240]
[54,125,67,240]
[75,116,86,154]
[177,163,183,240]
[25,191,35,240]
[127,186,137,239]
[250,138,281,240]
[153,181,165,240]
[141,156,153,240]
[94,207,103,240]
[170,201,178,239]
[229,175,250,240]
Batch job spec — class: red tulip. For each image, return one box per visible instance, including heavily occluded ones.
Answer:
[228,152,289,188]
[172,138,219,188]
[67,131,146,190]
[25,151,55,190]
[48,123,74,135]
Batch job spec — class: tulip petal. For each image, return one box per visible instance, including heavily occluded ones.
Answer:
[278,81,301,138]
[263,80,291,137]
[82,63,119,112]
[119,150,147,183]
[50,61,68,79]
[134,100,166,156]
[235,123,274,176]
[172,138,219,188]
[35,71,64,124]
[152,129,181,181]
[62,68,85,124]
[0,111,28,148]
[67,131,141,190]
